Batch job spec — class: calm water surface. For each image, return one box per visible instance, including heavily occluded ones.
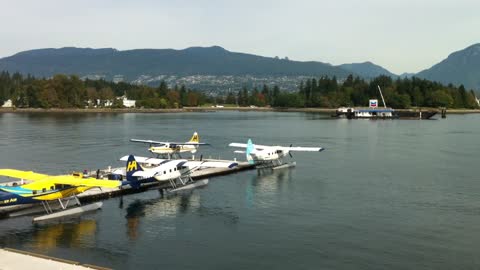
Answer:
[0,111,479,269]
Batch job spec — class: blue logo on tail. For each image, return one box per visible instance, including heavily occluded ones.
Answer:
[125,155,143,189]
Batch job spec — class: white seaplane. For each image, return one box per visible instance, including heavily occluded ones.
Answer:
[119,155,238,192]
[229,139,324,169]
[130,132,207,159]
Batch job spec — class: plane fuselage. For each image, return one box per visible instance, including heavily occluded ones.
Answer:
[149,144,197,154]
[0,184,91,206]
[250,147,288,161]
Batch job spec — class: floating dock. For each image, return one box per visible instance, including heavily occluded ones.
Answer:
[0,160,254,218]
[78,159,253,203]
[0,248,111,270]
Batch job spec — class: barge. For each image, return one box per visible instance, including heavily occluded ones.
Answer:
[332,86,437,119]
[333,107,438,119]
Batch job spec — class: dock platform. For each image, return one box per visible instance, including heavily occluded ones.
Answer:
[0,160,254,218]
[0,248,111,270]
[77,160,254,203]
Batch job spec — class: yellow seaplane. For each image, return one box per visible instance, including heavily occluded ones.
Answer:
[0,169,122,221]
[130,132,208,159]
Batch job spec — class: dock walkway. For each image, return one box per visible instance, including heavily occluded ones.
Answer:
[0,248,110,270]
[79,160,253,202]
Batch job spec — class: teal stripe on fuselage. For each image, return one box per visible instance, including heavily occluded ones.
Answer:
[0,185,34,194]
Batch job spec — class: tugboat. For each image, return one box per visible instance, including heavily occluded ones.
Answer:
[333,86,437,119]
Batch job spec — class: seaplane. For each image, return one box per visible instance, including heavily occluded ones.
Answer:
[0,169,122,222]
[130,132,208,159]
[229,139,324,169]
[120,155,238,192]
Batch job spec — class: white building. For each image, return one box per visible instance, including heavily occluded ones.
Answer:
[118,95,136,108]
[2,99,13,108]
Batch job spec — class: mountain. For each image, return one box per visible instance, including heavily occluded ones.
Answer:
[399,72,416,78]
[337,61,397,78]
[416,43,480,90]
[0,46,352,80]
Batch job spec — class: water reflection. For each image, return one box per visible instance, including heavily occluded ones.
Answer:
[29,219,97,251]
[246,168,294,208]
[124,191,200,240]
[304,112,334,120]
[0,217,97,251]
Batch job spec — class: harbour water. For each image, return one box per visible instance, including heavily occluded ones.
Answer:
[0,111,479,269]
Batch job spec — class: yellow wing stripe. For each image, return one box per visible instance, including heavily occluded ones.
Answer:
[48,176,121,188]
[0,169,120,188]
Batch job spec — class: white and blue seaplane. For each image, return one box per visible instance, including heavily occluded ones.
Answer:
[229,139,324,169]
[120,155,238,192]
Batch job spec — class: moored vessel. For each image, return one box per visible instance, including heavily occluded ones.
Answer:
[332,86,437,119]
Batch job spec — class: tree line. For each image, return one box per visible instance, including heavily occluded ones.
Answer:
[1,71,478,109]
[222,75,479,109]
[0,71,211,108]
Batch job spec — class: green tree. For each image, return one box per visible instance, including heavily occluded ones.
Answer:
[431,90,453,107]
[225,92,236,105]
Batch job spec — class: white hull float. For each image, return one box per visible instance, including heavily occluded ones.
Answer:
[33,202,103,222]
[272,161,296,170]
[169,179,209,193]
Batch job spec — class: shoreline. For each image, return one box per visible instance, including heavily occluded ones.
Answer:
[1,107,479,114]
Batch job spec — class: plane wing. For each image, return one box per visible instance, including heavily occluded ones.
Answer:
[130,139,208,146]
[130,139,166,145]
[0,169,120,188]
[120,155,169,165]
[0,169,51,181]
[48,176,121,188]
[168,142,209,146]
[285,146,324,152]
[229,143,323,152]
[119,156,238,169]
[228,143,267,150]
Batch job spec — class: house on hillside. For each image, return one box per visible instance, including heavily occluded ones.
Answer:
[2,99,13,108]
[86,99,113,108]
[104,100,113,107]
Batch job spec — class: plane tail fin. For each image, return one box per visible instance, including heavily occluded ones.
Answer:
[246,139,255,164]
[189,132,200,143]
[125,155,143,188]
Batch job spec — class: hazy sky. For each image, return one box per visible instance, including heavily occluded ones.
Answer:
[1,0,479,74]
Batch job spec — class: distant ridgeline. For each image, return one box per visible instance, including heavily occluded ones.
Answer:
[0,46,392,93]
[1,45,480,92]
[0,72,478,109]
